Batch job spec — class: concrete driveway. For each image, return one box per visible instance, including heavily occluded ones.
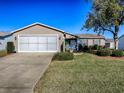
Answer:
[0,53,54,93]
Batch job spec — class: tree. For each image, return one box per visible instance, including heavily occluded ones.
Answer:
[83,0,124,49]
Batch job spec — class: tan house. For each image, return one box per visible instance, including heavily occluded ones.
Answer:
[0,23,76,52]
[77,34,105,47]
[0,32,9,50]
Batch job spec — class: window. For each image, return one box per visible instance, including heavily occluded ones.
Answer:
[94,39,99,45]
[79,39,88,46]
[105,43,110,48]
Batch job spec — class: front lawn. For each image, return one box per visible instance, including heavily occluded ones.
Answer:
[34,53,124,93]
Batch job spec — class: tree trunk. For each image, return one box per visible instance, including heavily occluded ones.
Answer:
[114,38,118,50]
[114,26,119,50]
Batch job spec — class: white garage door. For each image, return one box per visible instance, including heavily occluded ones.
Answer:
[18,35,58,52]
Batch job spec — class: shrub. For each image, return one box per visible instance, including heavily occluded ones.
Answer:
[7,42,15,53]
[111,50,124,57]
[92,45,104,50]
[97,49,112,56]
[78,44,83,52]
[0,50,7,57]
[88,46,92,51]
[92,45,99,50]
[99,46,104,50]
[52,52,74,61]
[83,45,89,52]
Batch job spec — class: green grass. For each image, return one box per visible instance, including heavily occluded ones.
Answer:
[34,53,124,93]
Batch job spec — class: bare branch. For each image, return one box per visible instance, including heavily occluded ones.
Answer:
[101,26,115,34]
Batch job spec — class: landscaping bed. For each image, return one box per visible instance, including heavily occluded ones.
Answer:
[52,52,74,61]
[0,50,7,57]
[78,45,124,57]
[34,53,124,93]
[0,42,15,57]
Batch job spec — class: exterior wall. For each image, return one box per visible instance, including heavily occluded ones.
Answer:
[4,35,15,50]
[110,42,115,49]
[88,39,93,46]
[0,36,15,51]
[78,39,88,46]
[100,39,105,46]
[12,25,66,52]
[78,38,105,46]
[119,36,124,50]
[0,36,14,51]
[105,42,115,49]
[0,39,6,50]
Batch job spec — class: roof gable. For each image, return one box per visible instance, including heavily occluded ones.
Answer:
[119,34,124,39]
[11,22,76,37]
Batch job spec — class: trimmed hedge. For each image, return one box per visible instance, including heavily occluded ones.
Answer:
[7,42,15,53]
[92,45,99,50]
[78,44,84,52]
[0,50,7,57]
[52,52,74,61]
[78,44,104,52]
[83,46,89,51]
[111,50,124,57]
[97,49,112,56]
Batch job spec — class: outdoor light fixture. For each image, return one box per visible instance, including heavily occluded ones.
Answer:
[59,36,61,40]
[15,37,17,40]
[64,34,66,38]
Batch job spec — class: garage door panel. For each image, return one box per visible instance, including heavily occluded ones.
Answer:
[19,37,28,43]
[38,37,47,43]
[20,44,29,51]
[39,44,47,51]
[48,44,57,51]
[28,37,38,43]
[19,35,58,52]
[28,44,38,51]
[48,37,57,43]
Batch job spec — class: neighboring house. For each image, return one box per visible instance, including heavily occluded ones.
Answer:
[0,32,9,50]
[105,39,115,49]
[0,23,76,52]
[76,34,105,47]
[118,35,124,50]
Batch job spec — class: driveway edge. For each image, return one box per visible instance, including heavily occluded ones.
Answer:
[32,57,53,93]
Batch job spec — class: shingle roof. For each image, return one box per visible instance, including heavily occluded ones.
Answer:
[106,39,114,43]
[0,32,10,37]
[0,32,9,36]
[0,32,10,39]
[77,34,105,39]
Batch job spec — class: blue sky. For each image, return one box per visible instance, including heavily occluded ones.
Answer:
[0,0,123,38]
